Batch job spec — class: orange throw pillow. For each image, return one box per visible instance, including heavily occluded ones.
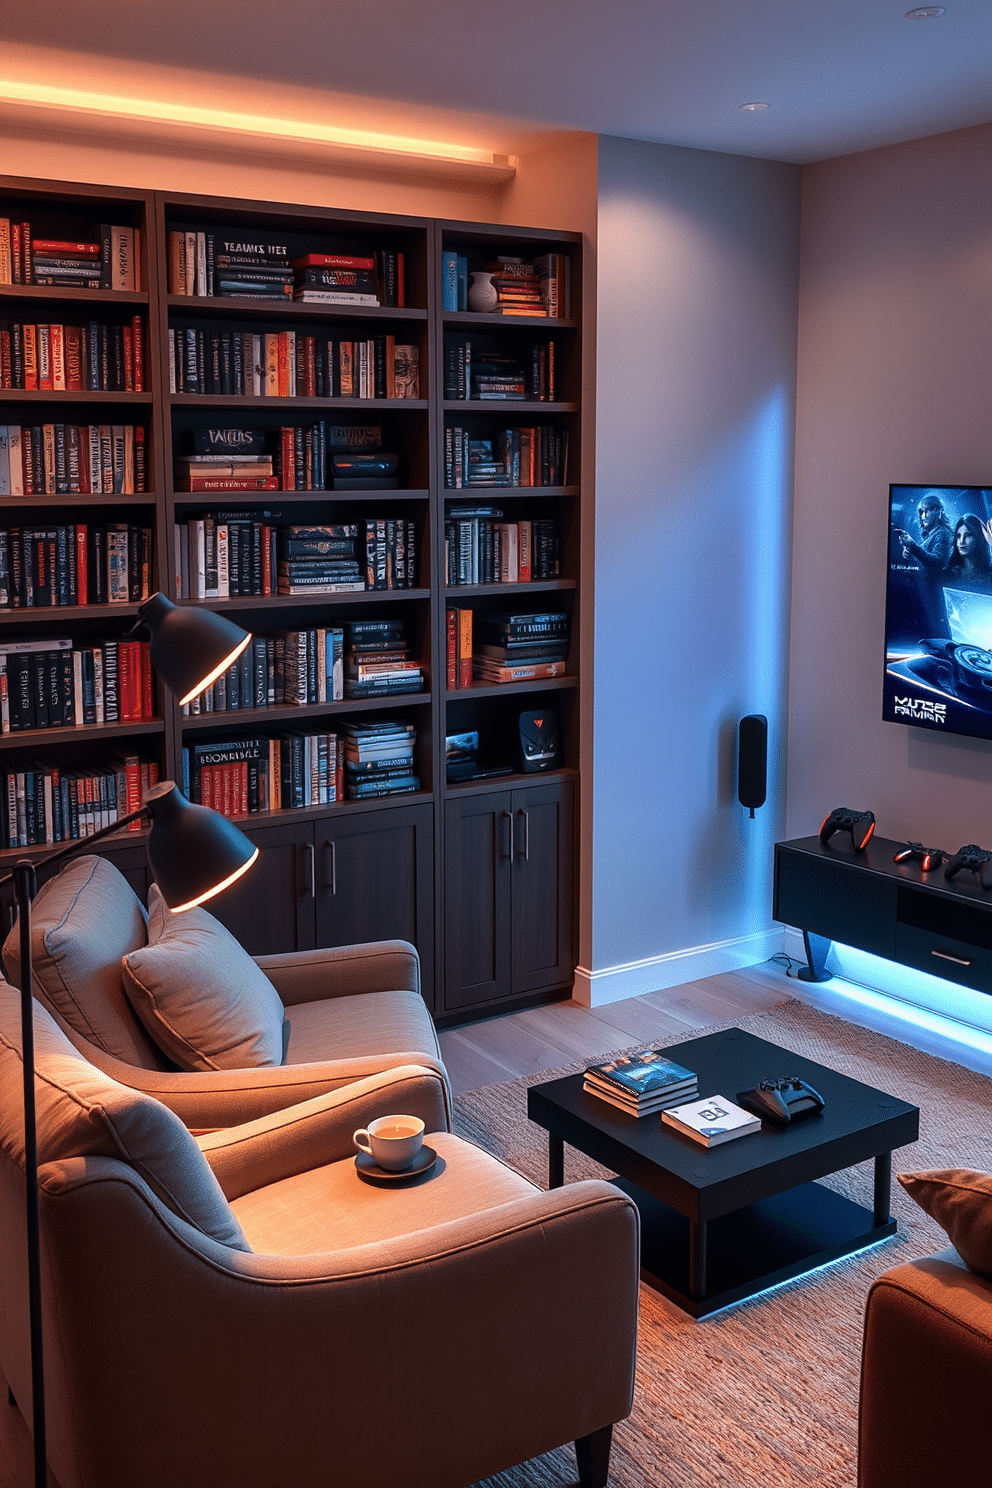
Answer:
[898,1169,992,1275]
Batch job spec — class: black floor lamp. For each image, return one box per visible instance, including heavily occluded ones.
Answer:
[6,594,256,1488]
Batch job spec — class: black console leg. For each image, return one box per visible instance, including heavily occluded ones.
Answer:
[548,1134,564,1190]
[797,930,832,983]
[874,1151,892,1227]
[575,1423,613,1488]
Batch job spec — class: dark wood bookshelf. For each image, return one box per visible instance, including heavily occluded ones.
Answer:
[170,394,428,410]
[0,286,149,306]
[443,400,578,414]
[0,720,164,748]
[0,389,154,404]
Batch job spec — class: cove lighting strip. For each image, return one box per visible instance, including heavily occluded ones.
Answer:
[0,80,516,180]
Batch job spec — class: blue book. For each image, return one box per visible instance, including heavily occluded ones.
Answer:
[457,255,468,310]
[442,250,459,311]
[585,1048,697,1099]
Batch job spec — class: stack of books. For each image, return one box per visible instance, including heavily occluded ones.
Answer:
[292,252,379,306]
[174,453,277,493]
[342,719,419,800]
[662,1095,762,1147]
[483,258,548,317]
[277,525,363,595]
[343,618,424,699]
[473,609,569,685]
[214,240,293,300]
[583,1048,698,1116]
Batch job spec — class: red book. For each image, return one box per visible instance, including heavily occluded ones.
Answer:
[0,328,11,389]
[262,525,273,595]
[10,224,22,285]
[291,253,374,270]
[140,642,153,718]
[280,427,295,491]
[131,315,144,392]
[305,335,316,397]
[75,526,87,604]
[457,608,473,689]
[22,324,37,390]
[31,239,100,257]
[21,224,31,285]
[446,608,457,690]
[118,642,135,720]
[277,331,290,398]
[37,326,52,391]
[64,326,83,391]
[122,324,134,392]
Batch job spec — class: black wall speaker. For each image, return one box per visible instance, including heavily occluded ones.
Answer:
[738,714,767,816]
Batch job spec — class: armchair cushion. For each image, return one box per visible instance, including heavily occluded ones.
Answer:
[229,1130,538,1254]
[283,987,441,1067]
[121,886,285,1072]
[898,1168,992,1275]
[1,855,164,1070]
[0,983,248,1250]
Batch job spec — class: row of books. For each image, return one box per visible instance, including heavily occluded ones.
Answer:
[445,608,570,687]
[443,339,556,402]
[167,236,405,306]
[182,629,344,716]
[1,755,158,850]
[343,619,424,701]
[0,424,147,497]
[342,718,419,799]
[180,719,420,815]
[441,253,571,318]
[0,317,145,393]
[445,426,569,488]
[0,523,152,609]
[0,636,154,732]
[168,327,419,399]
[0,224,140,291]
[444,509,559,585]
[173,516,418,599]
[173,423,402,494]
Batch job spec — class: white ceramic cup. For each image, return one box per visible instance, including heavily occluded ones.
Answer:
[353,1114,425,1172]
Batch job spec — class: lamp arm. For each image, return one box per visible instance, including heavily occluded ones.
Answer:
[0,805,151,893]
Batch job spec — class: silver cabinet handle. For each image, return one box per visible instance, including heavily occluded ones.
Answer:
[517,808,529,860]
[931,949,972,966]
[500,811,512,860]
[327,840,337,896]
[303,842,315,899]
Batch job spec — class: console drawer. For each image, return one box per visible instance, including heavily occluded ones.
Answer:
[894,924,992,995]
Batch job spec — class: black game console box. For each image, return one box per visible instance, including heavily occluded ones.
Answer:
[518,710,560,772]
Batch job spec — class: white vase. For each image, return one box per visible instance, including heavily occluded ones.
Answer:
[467,271,499,312]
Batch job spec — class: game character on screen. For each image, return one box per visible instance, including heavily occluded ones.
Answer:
[894,493,953,570]
[945,514,992,587]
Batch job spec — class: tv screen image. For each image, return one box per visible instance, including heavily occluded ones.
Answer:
[884,484,992,740]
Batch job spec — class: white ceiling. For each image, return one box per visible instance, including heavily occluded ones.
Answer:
[2,0,992,164]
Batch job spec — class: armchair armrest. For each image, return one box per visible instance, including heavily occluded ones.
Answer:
[254,940,420,1007]
[859,1250,992,1488]
[197,1065,448,1199]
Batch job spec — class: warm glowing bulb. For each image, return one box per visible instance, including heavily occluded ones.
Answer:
[178,632,252,707]
[168,847,260,912]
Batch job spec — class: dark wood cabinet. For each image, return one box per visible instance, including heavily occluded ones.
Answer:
[444,780,573,1013]
[205,818,315,957]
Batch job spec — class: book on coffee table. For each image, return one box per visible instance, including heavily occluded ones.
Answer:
[583,1048,698,1116]
[661,1094,761,1146]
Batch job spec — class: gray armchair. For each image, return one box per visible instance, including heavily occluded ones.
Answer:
[2,853,450,1131]
[0,987,639,1488]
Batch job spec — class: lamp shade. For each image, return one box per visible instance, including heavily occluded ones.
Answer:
[143,781,259,911]
[137,593,251,706]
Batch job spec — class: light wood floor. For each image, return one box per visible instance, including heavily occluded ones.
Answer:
[3,954,990,1486]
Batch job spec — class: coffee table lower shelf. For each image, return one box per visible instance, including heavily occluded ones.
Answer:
[615,1176,897,1319]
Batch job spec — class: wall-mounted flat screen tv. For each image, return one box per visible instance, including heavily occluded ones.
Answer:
[884,484,992,740]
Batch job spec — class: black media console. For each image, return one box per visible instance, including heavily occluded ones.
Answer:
[774,834,992,996]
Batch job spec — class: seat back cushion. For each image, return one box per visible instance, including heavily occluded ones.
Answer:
[121,886,285,1072]
[0,982,248,1250]
[1,855,165,1071]
[899,1168,992,1276]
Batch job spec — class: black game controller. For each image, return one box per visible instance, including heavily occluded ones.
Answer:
[819,807,876,852]
[740,1077,826,1126]
[893,842,944,872]
[943,844,992,891]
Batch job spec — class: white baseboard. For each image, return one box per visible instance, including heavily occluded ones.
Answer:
[573,926,787,1008]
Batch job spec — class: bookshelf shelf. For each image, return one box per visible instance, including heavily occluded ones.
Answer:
[0,177,584,1022]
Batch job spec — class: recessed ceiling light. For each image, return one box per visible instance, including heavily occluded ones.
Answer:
[740,102,769,112]
[905,6,946,16]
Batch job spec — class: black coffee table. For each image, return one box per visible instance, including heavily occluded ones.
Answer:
[527,1027,919,1318]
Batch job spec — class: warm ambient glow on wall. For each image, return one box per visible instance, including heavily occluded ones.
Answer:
[0,79,517,181]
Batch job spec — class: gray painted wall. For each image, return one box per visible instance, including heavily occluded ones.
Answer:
[790,121,992,849]
[582,135,801,1004]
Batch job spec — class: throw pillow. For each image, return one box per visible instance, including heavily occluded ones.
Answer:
[898,1168,992,1275]
[121,886,285,1071]
[0,982,249,1251]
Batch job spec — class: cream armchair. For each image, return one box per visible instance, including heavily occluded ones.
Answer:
[2,853,451,1130]
[0,988,639,1488]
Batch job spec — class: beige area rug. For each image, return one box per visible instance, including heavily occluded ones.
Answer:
[455,997,992,1488]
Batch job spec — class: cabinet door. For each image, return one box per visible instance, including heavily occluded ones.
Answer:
[204,819,316,957]
[314,804,434,1001]
[444,792,513,1011]
[511,780,575,996]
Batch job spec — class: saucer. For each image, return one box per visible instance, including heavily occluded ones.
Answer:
[355,1144,438,1183]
